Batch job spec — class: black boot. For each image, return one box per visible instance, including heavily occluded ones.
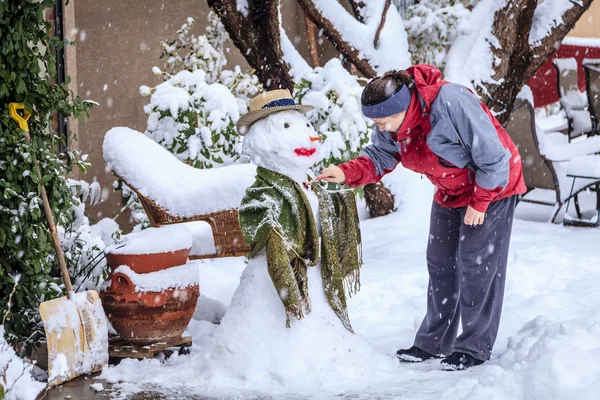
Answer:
[440,352,484,371]
[396,346,442,362]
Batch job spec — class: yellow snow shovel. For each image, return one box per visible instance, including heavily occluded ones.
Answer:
[8,103,108,387]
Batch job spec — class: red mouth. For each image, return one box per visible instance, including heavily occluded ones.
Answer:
[294,147,317,157]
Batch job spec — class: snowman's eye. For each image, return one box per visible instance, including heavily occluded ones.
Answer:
[284,122,290,129]
[306,123,310,128]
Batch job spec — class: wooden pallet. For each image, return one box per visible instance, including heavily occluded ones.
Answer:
[108,336,192,359]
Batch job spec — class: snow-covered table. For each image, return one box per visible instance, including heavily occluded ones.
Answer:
[564,155,600,226]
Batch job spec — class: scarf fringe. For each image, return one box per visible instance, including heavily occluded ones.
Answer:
[285,304,306,328]
[342,263,362,298]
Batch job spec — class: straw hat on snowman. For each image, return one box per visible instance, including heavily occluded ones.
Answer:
[236,89,314,135]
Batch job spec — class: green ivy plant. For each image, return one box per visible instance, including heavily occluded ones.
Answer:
[0,0,92,355]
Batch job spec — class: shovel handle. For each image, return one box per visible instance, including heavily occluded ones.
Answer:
[9,103,74,295]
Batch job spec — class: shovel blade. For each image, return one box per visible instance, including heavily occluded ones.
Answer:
[39,290,108,387]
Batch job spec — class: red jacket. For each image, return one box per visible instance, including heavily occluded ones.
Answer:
[339,65,526,213]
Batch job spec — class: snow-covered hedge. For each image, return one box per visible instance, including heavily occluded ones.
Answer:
[405,0,471,67]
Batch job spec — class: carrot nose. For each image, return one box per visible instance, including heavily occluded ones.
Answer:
[309,136,323,142]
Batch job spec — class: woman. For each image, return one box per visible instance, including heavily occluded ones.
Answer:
[316,64,526,371]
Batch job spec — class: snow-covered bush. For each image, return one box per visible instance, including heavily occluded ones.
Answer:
[142,69,243,169]
[294,59,372,174]
[405,0,472,67]
[119,12,262,230]
[61,180,119,293]
[142,12,262,169]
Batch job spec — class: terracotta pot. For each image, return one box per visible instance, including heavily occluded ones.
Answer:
[105,247,190,274]
[100,273,199,345]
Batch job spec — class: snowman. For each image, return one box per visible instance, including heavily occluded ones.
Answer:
[196,90,397,388]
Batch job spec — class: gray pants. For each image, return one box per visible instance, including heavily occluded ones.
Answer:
[414,196,517,361]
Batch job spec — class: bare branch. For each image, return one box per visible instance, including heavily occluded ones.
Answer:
[304,16,320,68]
[374,0,392,49]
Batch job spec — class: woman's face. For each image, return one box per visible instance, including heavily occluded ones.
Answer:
[371,111,407,133]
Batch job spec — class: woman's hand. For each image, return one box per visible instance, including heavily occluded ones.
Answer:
[464,206,485,226]
[316,165,346,184]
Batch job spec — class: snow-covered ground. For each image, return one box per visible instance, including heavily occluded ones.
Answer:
[96,167,600,400]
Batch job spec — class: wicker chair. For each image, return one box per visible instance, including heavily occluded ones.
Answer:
[103,127,255,259]
[118,174,249,260]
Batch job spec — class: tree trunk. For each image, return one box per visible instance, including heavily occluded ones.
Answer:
[478,0,593,124]
[207,0,294,91]
[363,182,395,218]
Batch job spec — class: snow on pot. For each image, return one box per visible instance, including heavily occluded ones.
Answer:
[100,263,200,345]
[104,225,192,274]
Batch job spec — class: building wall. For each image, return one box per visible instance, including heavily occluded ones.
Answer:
[569,0,600,39]
[66,0,320,229]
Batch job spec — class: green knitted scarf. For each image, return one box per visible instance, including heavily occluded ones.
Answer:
[238,166,362,331]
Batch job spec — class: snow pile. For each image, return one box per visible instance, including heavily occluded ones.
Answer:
[99,195,600,399]
[103,126,257,217]
[112,263,200,293]
[295,58,372,172]
[0,326,46,400]
[441,317,600,400]
[180,221,217,257]
[105,225,192,255]
[192,294,227,324]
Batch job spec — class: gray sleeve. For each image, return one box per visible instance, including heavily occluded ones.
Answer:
[359,128,401,176]
[430,84,511,190]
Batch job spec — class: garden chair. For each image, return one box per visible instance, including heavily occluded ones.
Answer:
[552,57,594,140]
[505,99,600,225]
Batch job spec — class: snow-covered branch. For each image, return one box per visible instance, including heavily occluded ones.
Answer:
[446,0,593,123]
[297,0,410,78]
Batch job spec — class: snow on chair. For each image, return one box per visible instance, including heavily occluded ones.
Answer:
[505,99,600,224]
[552,57,594,141]
[103,127,257,259]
